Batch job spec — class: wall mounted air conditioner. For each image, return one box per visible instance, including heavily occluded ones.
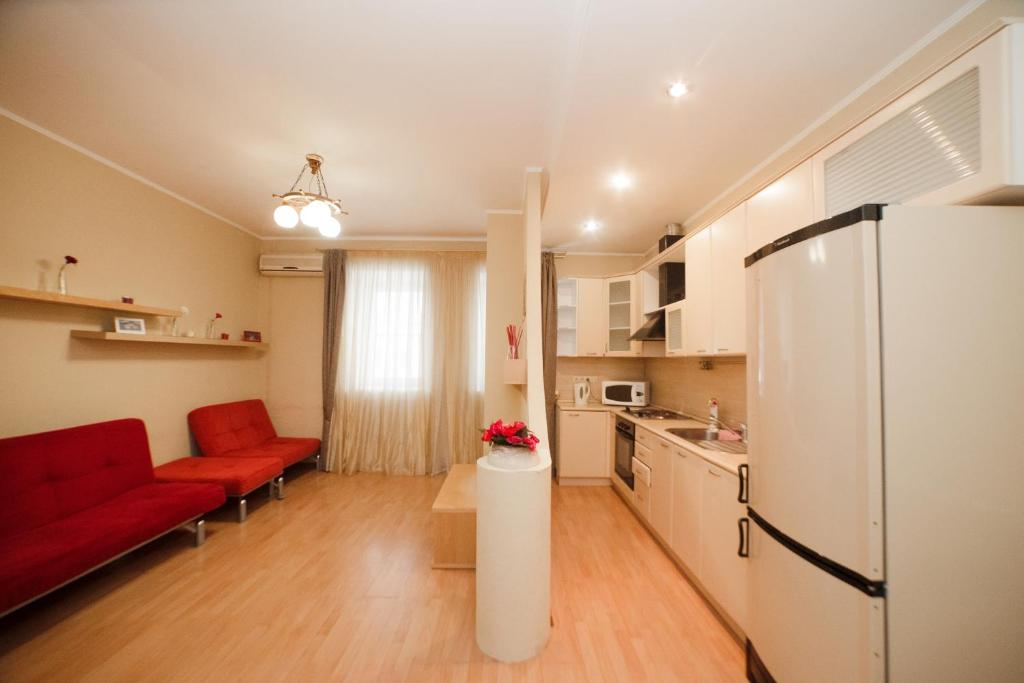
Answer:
[258,253,323,276]
[813,22,1023,219]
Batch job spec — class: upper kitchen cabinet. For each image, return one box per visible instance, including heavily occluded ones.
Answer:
[557,277,605,357]
[664,300,685,356]
[812,24,1024,219]
[684,204,746,356]
[709,204,747,355]
[606,274,640,356]
[683,229,713,356]
[745,159,815,255]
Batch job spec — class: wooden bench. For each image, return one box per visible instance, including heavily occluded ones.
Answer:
[431,464,476,569]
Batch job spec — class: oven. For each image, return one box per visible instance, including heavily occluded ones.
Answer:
[614,418,635,490]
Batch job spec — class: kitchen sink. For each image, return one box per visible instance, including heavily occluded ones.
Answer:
[666,427,747,455]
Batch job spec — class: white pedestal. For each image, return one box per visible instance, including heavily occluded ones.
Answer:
[475,451,552,662]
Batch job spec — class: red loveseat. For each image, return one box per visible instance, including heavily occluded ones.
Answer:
[187,399,321,471]
[0,419,225,617]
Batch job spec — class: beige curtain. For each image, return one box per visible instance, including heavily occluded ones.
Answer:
[328,251,486,475]
[540,252,558,448]
[321,250,345,472]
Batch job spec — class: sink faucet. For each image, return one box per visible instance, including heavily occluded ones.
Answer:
[708,398,748,442]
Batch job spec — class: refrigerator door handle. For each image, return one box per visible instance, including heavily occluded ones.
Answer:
[737,463,749,503]
[738,517,750,558]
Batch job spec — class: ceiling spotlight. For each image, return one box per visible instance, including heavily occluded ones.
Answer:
[609,172,633,191]
[667,81,689,98]
[582,219,601,233]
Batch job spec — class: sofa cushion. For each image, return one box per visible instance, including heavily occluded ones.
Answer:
[188,400,277,457]
[222,437,320,469]
[0,481,224,615]
[154,456,282,496]
[0,419,155,540]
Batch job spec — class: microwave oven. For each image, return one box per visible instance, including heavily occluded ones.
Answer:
[601,381,650,406]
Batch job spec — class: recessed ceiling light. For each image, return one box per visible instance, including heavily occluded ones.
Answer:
[582,219,601,233]
[667,81,689,98]
[609,172,633,191]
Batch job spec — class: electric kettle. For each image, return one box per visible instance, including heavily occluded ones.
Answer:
[573,379,591,406]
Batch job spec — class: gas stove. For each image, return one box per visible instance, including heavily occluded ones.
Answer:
[623,406,686,420]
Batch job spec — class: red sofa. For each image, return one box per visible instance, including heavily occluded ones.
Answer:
[0,419,225,617]
[187,399,320,470]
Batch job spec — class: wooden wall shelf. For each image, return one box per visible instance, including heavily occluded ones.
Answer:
[0,285,181,317]
[70,330,269,349]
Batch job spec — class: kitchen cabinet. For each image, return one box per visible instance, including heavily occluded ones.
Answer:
[745,159,815,255]
[664,300,685,356]
[632,442,652,521]
[670,444,702,572]
[605,274,640,356]
[556,408,609,480]
[683,228,713,355]
[684,204,747,357]
[709,204,746,355]
[557,278,605,357]
[700,463,748,631]
[649,436,674,542]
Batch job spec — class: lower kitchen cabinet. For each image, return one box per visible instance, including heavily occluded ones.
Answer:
[556,408,609,480]
[632,442,653,521]
[670,445,703,572]
[649,438,674,542]
[699,463,748,631]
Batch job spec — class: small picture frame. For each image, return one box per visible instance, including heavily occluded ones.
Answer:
[242,329,262,342]
[114,317,146,335]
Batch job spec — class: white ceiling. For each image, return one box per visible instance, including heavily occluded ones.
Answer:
[0,0,969,251]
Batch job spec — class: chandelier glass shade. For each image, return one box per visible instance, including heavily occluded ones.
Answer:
[272,153,348,236]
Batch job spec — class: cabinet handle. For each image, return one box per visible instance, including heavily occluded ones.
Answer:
[697,348,707,353]
[738,518,750,558]
[707,468,721,477]
[738,463,749,503]
[717,348,729,352]
[566,413,580,417]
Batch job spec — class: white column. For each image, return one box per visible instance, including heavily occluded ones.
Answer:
[475,451,551,662]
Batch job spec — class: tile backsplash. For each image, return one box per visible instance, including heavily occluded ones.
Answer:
[556,355,746,426]
[644,356,746,426]
[555,356,645,403]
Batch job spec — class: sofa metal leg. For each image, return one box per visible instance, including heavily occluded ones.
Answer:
[191,519,206,547]
[274,475,285,500]
[238,498,247,523]
[315,452,322,471]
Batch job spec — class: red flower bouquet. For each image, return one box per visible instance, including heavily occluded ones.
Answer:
[481,419,540,451]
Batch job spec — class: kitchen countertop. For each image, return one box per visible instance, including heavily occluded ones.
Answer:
[556,400,746,475]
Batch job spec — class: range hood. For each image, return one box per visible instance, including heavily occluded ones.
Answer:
[630,310,666,341]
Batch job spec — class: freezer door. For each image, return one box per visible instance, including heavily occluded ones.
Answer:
[745,211,884,581]
[747,515,885,683]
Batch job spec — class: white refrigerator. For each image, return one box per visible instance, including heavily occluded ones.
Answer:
[743,204,1024,683]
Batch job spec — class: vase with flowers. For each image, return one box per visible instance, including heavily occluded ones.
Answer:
[206,312,223,339]
[481,419,541,470]
[57,255,77,294]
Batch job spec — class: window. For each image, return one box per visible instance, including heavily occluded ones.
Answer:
[341,257,431,393]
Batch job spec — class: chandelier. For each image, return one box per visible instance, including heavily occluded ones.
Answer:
[272,153,348,237]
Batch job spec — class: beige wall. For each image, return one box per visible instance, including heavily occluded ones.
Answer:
[644,357,746,427]
[555,253,644,279]
[264,276,324,438]
[0,116,266,463]
[261,238,485,253]
[484,212,527,424]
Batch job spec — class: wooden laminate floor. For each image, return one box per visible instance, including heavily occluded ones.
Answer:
[0,467,744,681]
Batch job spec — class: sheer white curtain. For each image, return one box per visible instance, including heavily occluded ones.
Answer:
[327,251,486,475]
